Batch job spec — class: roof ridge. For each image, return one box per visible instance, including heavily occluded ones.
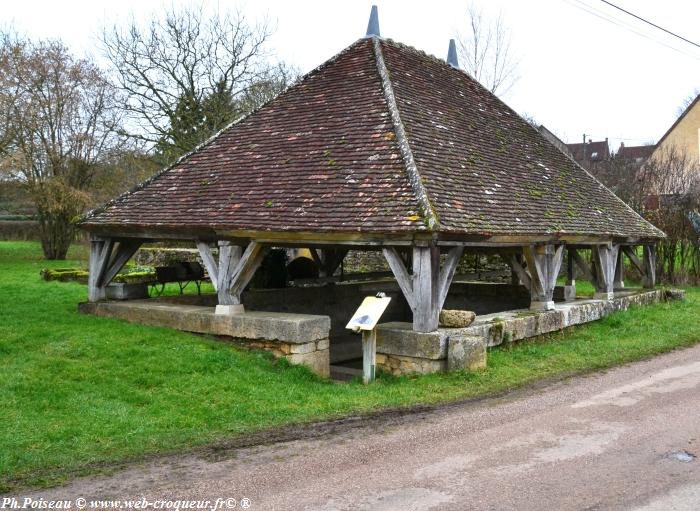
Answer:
[371,37,440,231]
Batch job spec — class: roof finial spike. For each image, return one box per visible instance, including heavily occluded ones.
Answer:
[365,5,381,38]
[447,39,459,68]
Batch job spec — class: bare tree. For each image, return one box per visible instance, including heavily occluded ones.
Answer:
[457,3,519,96]
[101,6,292,163]
[633,146,700,283]
[0,34,123,259]
[676,89,699,117]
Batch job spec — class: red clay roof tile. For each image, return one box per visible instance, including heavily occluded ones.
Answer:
[82,37,663,241]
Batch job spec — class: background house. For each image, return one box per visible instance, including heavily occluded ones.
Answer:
[566,138,611,170]
[650,93,700,166]
[617,142,655,165]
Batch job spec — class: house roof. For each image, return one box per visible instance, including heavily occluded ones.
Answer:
[655,93,700,151]
[566,140,610,162]
[617,144,654,161]
[82,37,663,242]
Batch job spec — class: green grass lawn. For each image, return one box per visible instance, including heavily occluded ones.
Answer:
[1,241,700,492]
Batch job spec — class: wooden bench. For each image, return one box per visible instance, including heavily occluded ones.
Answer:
[149,262,207,296]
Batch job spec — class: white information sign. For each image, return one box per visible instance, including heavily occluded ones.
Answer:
[346,295,392,332]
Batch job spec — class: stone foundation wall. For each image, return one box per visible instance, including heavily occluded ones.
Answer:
[244,338,330,377]
[375,289,672,377]
[376,353,446,376]
[79,300,331,377]
[467,289,665,348]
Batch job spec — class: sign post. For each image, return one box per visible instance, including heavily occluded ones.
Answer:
[346,293,391,384]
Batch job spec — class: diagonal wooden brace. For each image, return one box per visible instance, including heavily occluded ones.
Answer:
[383,245,463,332]
[523,244,564,310]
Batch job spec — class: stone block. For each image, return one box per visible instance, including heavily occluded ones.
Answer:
[537,310,564,334]
[215,311,330,343]
[448,335,487,372]
[376,322,449,359]
[553,286,572,301]
[507,314,538,342]
[316,338,330,351]
[286,348,330,377]
[376,353,446,376]
[439,310,476,328]
[289,341,317,354]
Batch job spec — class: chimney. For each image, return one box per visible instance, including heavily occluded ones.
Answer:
[446,39,459,68]
[365,5,380,38]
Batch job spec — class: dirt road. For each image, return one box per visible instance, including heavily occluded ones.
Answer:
[19,344,700,510]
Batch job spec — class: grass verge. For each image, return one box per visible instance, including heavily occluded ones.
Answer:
[1,241,699,492]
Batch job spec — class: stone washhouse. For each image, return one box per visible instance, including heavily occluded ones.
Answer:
[79,7,665,379]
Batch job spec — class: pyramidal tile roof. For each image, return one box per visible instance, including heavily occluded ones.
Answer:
[82,37,664,242]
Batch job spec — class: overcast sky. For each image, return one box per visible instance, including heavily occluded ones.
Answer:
[4,0,700,152]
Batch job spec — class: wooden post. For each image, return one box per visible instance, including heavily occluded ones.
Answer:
[643,245,656,288]
[217,241,242,305]
[412,246,440,332]
[362,329,377,384]
[88,237,109,302]
[591,244,619,300]
[613,248,625,290]
[564,248,576,301]
[383,245,463,333]
[523,244,564,310]
[88,237,142,302]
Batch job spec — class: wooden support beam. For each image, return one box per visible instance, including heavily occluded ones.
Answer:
[436,247,464,314]
[643,245,656,288]
[563,249,576,301]
[88,237,114,302]
[509,253,523,285]
[100,240,142,287]
[218,241,243,305]
[227,241,267,304]
[591,244,619,300]
[196,241,219,290]
[566,250,575,285]
[570,248,595,283]
[614,247,625,289]
[96,238,115,288]
[362,329,377,384]
[383,245,464,332]
[382,247,417,311]
[412,246,440,332]
[506,253,531,290]
[523,244,564,310]
[622,246,645,274]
